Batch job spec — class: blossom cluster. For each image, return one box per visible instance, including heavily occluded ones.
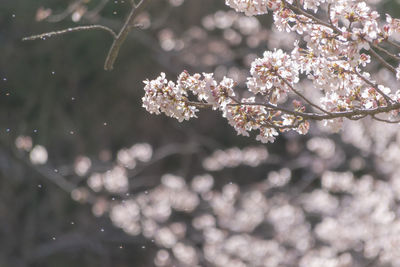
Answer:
[86,140,400,267]
[143,60,308,143]
[143,70,298,143]
[143,0,400,143]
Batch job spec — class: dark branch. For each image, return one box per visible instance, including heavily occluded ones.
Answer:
[103,0,151,71]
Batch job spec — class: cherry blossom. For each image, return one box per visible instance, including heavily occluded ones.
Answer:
[143,0,400,143]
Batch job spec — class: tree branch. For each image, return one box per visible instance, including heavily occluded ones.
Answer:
[103,0,151,70]
[23,25,117,41]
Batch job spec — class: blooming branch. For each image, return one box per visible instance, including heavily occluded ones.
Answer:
[143,0,400,143]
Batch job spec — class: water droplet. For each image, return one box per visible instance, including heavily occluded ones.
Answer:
[119,245,123,249]
[3,78,7,81]
[103,122,108,126]
[38,184,42,188]
[71,97,75,101]
[125,193,130,196]
[6,128,10,132]
[70,221,75,225]
[54,169,59,173]
[12,14,15,18]
[70,131,74,135]
[111,197,115,201]
[151,239,154,243]
[51,71,55,75]
[113,11,117,15]
[141,245,146,249]
[33,129,38,133]
[100,228,105,232]
[5,92,10,96]
[144,191,148,195]
[52,236,56,240]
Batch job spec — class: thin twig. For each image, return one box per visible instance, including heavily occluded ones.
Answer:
[224,101,400,121]
[23,25,117,41]
[372,44,400,61]
[277,74,332,115]
[369,47,397,74]
[385,38,400,51]
[354,69,394,105]
[372,114,400,123]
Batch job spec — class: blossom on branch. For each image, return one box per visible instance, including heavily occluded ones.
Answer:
[143,0,400,143]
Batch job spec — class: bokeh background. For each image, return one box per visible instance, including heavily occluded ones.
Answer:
[2,0,400,266]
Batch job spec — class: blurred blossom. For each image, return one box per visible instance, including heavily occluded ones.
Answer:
[170,189,199,212]
[103,166,129,193]
[203,146,268,171]
[29,145,48,165]
[169,222,186,239]
[71,6,87,22]
[191,174,214,193]
[110,200,141,235]
[202,15,215,31]
[130,143,152,162]
[340,121,372,152]
[142,219,158,238]
[116,142,152,169]
[299,249,353,267]
[92,198,108,217]
[135,12,151,29]
[168,0,184,6]
[192,214,216,230]
[268,168,291,187]
[70,187,89,203]
[117,148,137,169]
[222,183,240,201]
[155,227,177,248]
[161,174,186,190]
[15,136,32,151]
[172,242,198,265]
[223,29,242,45]
[301,189,338,215]
[154,249,171,266]
[234,16,260,35]
[74,156,91,176]
[227,66,246,84]
[35,7,52,21]
[307,137,335,159]
[142,201,171,222]
[214,11,237,29]
[203,227,226,244]
[321,171,354,193]
[267,27,296,49]
[158,28,176,51]
[87,173,103,192]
